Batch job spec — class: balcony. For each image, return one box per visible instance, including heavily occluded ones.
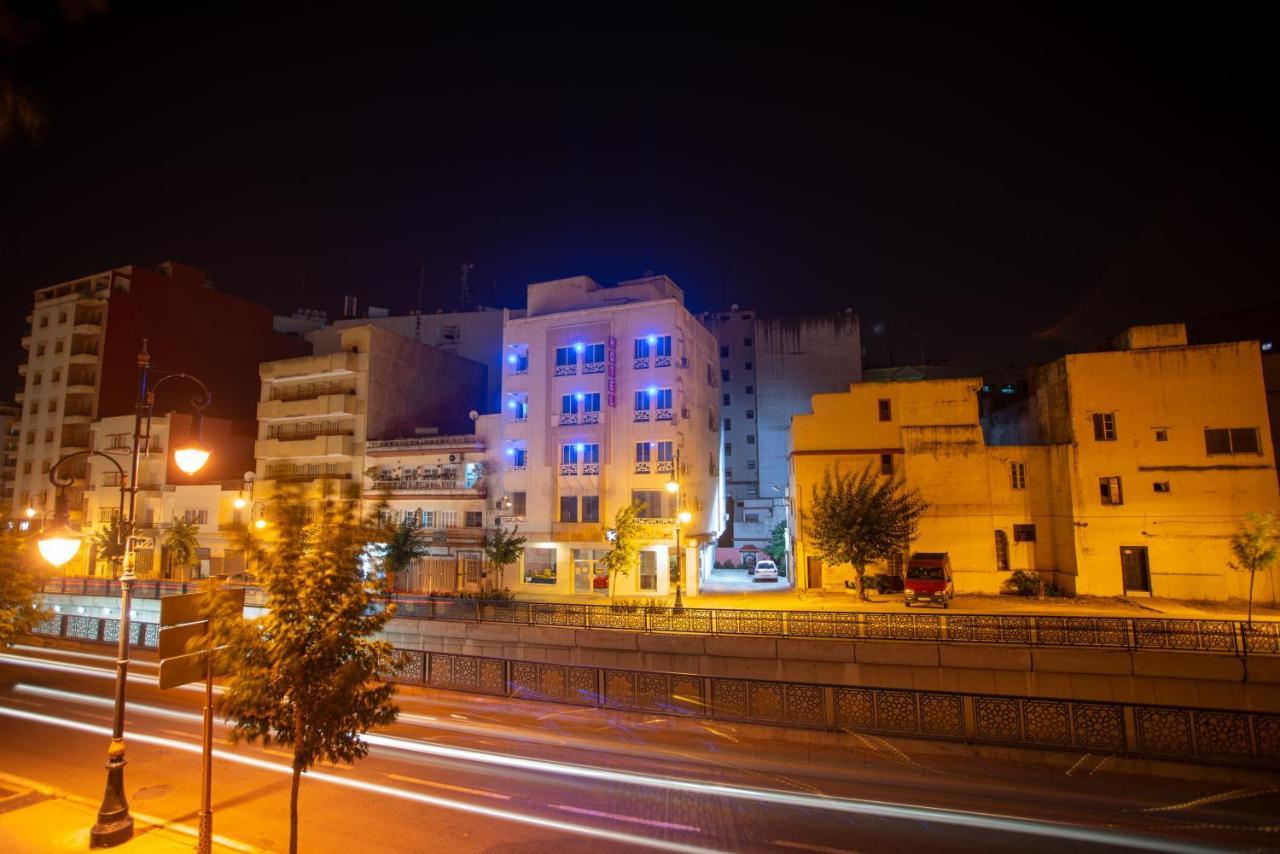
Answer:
[634,410,650,423]
[72,321,103,335]
[366,434,485,453]
[495,514,526,526]
[655,355,672,368]
[67,383,96,395]
[634,461,651,474]
[583,361,605,375]
[582,463,600,475]
[258,393,358,421]
[656,408,674,422]
[16,363,27,377]
[554,364,576,377]
[62,410,94,425]
[370,478,486,497]
[509,415,528,425]
[581,411,600,425]
[261,351,361,381]
[633,357,649,369]
[559,463,578,477]
[255,434,355,459]
[263,466,351,483]
[657,460,675,473]
[558,413,578,426]
[443,526,487,544]
[508,463,527,472]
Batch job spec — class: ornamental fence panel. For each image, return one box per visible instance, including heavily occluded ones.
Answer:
[42,579,1280,655]
[28,615,1280,767]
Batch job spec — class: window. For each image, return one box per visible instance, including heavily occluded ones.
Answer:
[724,442,733,456]
[1153,481,1171,493]
[27,402,36,414]
[746,409,754,419]
[47,400,57,413]
[559,496,578,522]
[183,509,208,524]
[635,442,651,462]
[745,385,754,394]
[21,461,31,474]
[724,417,731,431]
[1092,412,1116,441]
[878,399,891,421]
[1013,524,1037,543]
[107,433,129,449]
[631,489,667,518]
[723,393,731,406]
[583,343,605,367]
[744,337,752,347]
[32,372,42,386]
[511,492,527,516]
[465,511,484,528]
[994,530,1009,571]
[1154,429,1168,442]
[555,346,577,368]
[634,389,651,410]
[745,361,753,370]
[54,339,64,353]
[634,338,651,359]
[1099,476,1124,506]
[561,393,579,414]
[582,392,601,412]
[655,336,672,358]
[39,314,48,328]
[726,468,733,479]
[36,343,45,357]
[880,453,894,475]
[25,431,34,445]
[1010,461,1026,490]
[655,388,673,409]
[721,368,730,382]
[582,443,600,464]
[524,547,557,584]
[561,445,579,465]
[639,551,658,591]
[512,447,527,467]
[44,429,53,443]
[103,471,122,487]
[1204,427,1260,455]
[746,434,755,444]
[746,460,756,470]
[720,346,729,358]
[40,460,50,473]
[582,496,600,523]
[51,369,60,383]
[58,311,67,324]
[744,512,761,524]
[656,441,673,462]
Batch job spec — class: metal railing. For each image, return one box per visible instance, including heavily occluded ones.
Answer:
[39,578,1280,655]
[28,614,1280,767]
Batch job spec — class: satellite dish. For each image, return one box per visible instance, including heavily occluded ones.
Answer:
[243,471,256,482]
[469,410,479,421]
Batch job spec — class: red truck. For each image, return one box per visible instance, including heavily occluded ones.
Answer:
[903,552,953,608]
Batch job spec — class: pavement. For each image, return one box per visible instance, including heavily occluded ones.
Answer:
[0,770,258,853]
[3,642,1279,852]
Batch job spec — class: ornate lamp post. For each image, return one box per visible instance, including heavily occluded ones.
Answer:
[666,448,692,611]
[38,341,211,848]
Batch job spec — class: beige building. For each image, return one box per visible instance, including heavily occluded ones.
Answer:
[790,324,1280,601]
[494,275,725,598]
[363,426,494,593]
[255,324,488,507]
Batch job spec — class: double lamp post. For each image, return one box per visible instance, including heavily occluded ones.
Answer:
[37,341,213,849]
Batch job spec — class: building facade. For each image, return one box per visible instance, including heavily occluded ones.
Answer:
[789,324,1280,601]
[11,262,306,523]
[0,402,19,511]
[493,275,724,598]
[703,309,862,558]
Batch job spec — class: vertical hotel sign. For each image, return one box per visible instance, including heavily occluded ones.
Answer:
[606,335,617,407]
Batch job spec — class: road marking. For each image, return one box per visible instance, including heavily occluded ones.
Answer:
[161,728,202,740]
[1088,755,1113,776]
[388,773,510,800]
[549,803,701,833]
[1142,786,1280,813]
[1064,753,1092,777]
[773,841,862,854]
[701,724,740,743]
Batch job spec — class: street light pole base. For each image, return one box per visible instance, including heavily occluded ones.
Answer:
[89,815,133,849]
[90,750,132,848]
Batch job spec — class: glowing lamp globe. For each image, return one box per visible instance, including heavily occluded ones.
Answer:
[678,510,692,525]
[254,518,267,530]
[665,480,679,494]
[173,441,211,475]
[38,520,83,568]
[233,497,247,510]
[24,506,36,519]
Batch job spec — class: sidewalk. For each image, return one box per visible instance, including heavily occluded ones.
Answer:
[0,772,263,854]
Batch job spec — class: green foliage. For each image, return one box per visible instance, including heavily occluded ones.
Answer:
[484,524,527,578]
[765,522,788,570]
[0,524,47,647]
[379,516,431,590]
[610,596,667,612]
[1003,569,1042,597]
[209,492,398,854]
[807,463,928,601]
[1230,510,1280,627]
[458,588,515,601]
[90,519,124,576]
[602,503,643,601]
[162,517,201,578]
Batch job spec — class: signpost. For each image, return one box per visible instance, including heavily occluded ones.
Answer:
[158,581,244,854]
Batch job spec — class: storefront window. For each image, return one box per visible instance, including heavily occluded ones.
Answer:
[639,551,658,591]
[573,548,610,594]
[523,548,557,585]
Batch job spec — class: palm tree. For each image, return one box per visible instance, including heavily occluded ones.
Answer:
[381,518,431,592]
[163,518,201,580]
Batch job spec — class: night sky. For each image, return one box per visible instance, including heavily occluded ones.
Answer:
[1,4,1276,400]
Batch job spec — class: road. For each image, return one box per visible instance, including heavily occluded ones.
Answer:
[1,644,1277,853]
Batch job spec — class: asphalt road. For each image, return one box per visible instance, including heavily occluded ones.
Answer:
[1,644,1277,853]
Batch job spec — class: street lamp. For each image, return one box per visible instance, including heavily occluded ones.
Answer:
[37,340,212,849]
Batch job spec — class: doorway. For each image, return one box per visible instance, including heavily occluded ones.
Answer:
[1120,546,1151,594]
[806,556,823,590]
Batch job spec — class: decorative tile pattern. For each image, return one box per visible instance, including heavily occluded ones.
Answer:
[1023,700,1071,745]
[1253,715,1280,759]
[712,679,749,718]
[1071,702,1125,750]
[604,670,637,709]
[714,610,784,636]
[510,661,538,696]
[785,611,859,639]
[919,694,963,736]
[1136,707,1193,755]
[948,615,1030,645]
[786,684,826,727]
[748,682,785,722]
[834,688,874,730]
[648,608,713,634]
[33,615,63,637]
[639,673,670,712]
[875,690,918,731]
[975,697,1022,741]
[569,667,598,704]
[671,675,704,716]
[1193,711,1252,758]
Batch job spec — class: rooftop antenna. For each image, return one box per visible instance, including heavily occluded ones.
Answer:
[416,265,426,315]
[460,262,474,312]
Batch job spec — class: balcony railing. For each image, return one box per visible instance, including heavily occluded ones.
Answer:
[508,463,527,472]
[655,355,672,368]
[583,362,605,374]
[656,460,675,473]
[634,410,650,422]
[581,412,600,424]
[634,461,651,474]
[267,427,353,441]
[559,463,578,476]
[366,434,483,452]
[633,357,649,369]
[554,365,576,377]
[582,463,600,475]
[370,479,486,495]
[265,469,352,483]
[510,415,528,424]
[656,408,674,421]
[509,366,528,376]
[269,383,355,402]
[559,413,578,426]
[636,516,676,526]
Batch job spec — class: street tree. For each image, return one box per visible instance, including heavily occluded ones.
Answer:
[162,517,201,579]
[484,524,527,590]
[90,518,124,577]
[806,463,928,601]
[210,493,398,854]
[0,523,46,647]
[1230,510,1280,630]
[379,516,431,592]
[603,503,642,602]
[765,521,788,572]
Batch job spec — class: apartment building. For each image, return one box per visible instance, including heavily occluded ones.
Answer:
[363,421,495,593]
[11,262,306,522]
[255,324,488,506]
[703,309,861,558]
[79,412,257,579]
[494,274,724,598]
[0,402,19,510]
[789,324,1280,601]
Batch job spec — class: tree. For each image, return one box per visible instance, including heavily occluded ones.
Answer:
[0,523,46,647]
[484,524,527,590]
[90,518,124,578]
[162,517,201,579]
[602,503,642,602]
[1230,510,1280,630]
[379,517,431,592]
[210,493,398,854]
[765,521,788,571]
[806,463,928,601]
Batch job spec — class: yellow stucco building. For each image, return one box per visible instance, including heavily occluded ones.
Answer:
[789,324,1280,601]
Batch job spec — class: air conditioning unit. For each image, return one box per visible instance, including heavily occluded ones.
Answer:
[448,454,458,462]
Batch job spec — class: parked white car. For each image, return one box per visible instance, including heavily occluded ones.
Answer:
[752,560,779,583]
